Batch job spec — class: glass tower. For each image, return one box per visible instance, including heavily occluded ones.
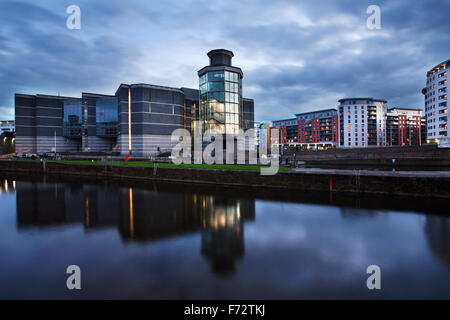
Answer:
[63,100,84,137]
[198,49,243,135]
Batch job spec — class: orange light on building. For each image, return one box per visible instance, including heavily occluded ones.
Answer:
[129,188,134,237]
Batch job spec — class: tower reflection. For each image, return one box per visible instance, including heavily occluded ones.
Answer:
[425,216,450,267]
[199,196,255,275]
[15,181,255,274]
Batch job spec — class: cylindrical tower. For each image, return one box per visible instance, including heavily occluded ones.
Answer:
[198,49,244,134]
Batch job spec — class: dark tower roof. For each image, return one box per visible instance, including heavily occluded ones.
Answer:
[207,49,234,66]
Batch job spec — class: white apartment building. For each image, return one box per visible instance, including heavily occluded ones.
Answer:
[424,59,448,142]
[338,98,387,148]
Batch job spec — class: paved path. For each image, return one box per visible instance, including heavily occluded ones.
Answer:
[292,168,450,178]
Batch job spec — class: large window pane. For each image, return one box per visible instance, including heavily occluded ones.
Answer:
[208,71,224,81]
[208,81,224,92]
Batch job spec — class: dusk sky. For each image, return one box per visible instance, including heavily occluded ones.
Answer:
[0,0,449,122]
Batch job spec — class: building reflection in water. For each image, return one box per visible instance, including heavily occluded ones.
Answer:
[14,181,255,274]
[199,196,255,275]
[425,216,450,267]
[0,179,16,195]
[340,207,387,219]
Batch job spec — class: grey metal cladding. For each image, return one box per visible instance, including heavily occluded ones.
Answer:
[88,106,96,116]
[119,102,129,113]
[36,117,62,127]
[36,127,63,136]
[15,117,35,126]
[36,108,63,117]
[151,103,173,114]
[131,87,147,101]
[120,123,128,134]
[15,127,36,136]
[134,124,180,135]
[131,113,183,125]
[15,107,36,117]
[36,97,64,108]
[132,102,147,112]
[174,105,184,115]
[88,126,96,135]
[15,95,36,107]
[83,98,97,106]
[149,88,184,104]
[180,87,199,101]
[117,86,129,101]
[243,99,254,113]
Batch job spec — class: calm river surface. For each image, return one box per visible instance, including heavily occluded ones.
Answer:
[0,175,449,299]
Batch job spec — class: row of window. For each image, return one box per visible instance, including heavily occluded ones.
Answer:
[199,71,240,84]
[201,92,240,104]
[201,101,240,114]
[200,81,240,94]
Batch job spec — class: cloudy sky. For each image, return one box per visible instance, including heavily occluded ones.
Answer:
[0,0,448,122]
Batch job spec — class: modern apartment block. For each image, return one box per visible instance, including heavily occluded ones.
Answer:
[273,109,338,149]
[296,109,338,148]
[424,59,448,142]
[254,122,272,149]
[271,118,297,144]
[386,107,423,146]
[338,98,387,148]
[14,49,254,156]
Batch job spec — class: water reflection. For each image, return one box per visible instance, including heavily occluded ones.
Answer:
[425,216,450,267]
[0,179,16,195]
[3,177,450,299]
[201,197,254,275]
[15,181,255,275]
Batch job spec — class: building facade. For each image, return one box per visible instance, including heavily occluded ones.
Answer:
[386,107,423,146]
[296,109,338,149]
[424,59,448,142]
[198,49,246,135]
[272,110,338,150]
[254,122,271,149]
[338,98,387,148]
[15,49,254,156]
[271,118,298,144]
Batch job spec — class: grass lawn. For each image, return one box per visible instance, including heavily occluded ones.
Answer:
[53,160,290,172]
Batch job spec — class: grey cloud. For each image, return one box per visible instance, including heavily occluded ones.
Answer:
[0,0,448,122]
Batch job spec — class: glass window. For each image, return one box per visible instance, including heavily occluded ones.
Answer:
[210,92,225,103]
[63,100,83,137]
[96,98,118,123]
[225,71,231,82]
[208,71,224,81]
[208,81,224,92]
[200,83,208,95]
[96,97,118,137]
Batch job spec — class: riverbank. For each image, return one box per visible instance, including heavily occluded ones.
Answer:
[1,159,450,197]
[282,144,450,170]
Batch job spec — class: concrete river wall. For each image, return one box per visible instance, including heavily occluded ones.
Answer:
[1,160,450,198]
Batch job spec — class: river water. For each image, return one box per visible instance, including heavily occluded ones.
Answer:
[0,175,449,299]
